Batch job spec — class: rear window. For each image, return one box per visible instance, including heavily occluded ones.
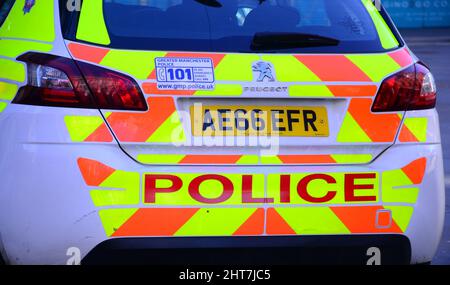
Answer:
[62,0,401,53]
[0,0,15,27]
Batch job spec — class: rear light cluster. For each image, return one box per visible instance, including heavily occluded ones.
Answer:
[13,53,147,111]
[372,62,437,112]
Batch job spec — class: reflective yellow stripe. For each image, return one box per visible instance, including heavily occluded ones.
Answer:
[262,55,321,82]
[0,59,25,82]
[77,0,110,45]
[403,117,428,142]
[274,207,350,234]
[214,55,259,81]
[0,82,18,101]
[346,54,401,82]
[134,154,373,165]
[0,0,55,42]
[194,84,243,96]
[0,102,7,113]
[100,50,165,80]
[137,154,260,165]
[64,116,106,142]
[137,154,185,164]
[175,208,257,236]
[98,208,138,237]
[90,171,140,207]
[337,113,372,142]
[261,155,283,164]
[146,111,186,143]
[361,0,399,50]
[267,173,379,205]
[143,173,265,206]
[289,85,334,97]
[236,155,259,165]
[331,154,373,164]
[384,206,414,232]
[382,169,419,203]
[0,39,52,58]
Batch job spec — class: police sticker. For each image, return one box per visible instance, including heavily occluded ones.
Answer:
[155,57,215,91]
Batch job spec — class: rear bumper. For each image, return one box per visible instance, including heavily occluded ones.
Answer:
[83,235,411,265]
[0,127,444,264]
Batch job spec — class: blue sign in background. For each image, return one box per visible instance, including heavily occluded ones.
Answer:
[383,0,450,28]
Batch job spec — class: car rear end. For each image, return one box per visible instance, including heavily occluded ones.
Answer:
[0,0,444,265]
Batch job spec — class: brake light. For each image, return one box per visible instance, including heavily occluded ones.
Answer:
[372,63,436,112]
[77,62,147,111]
[13,53,147,111]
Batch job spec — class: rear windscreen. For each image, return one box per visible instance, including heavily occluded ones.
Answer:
[62,0,401,53]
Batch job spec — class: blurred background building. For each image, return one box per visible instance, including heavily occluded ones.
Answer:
[383,0,450,28]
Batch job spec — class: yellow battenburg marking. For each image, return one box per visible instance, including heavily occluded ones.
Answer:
[236,155,259,165]
[146,111,186,143]
[361,0,399,50]
[0,59,25,82]
[175,208,258,236]
[0,40,52,58]
[403,117,428,142]
[98,208,138,237]
[77,0,110,45]
[0,82,18,101]
[137,154,185,164]
[64,116,106,142]
[0,0,55,42]
[331,154,373,164]
[262,55,321,82]
[138,154,260,165]
[289,85,334,97]
[347,54,401,82]
[261,156,283,164]
[267,173,379,205]
[274,208,351,234]
[384,206,414,232]
[90,171,140,207]
[382,168,419,203]
[337,113,371,142]
[100,50,166,80]
[144,173,265,206]
[0,102,7,113]
[194,84,243,96]
[214,55,259,81]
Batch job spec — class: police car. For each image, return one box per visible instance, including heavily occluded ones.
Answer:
[0,0,444,265]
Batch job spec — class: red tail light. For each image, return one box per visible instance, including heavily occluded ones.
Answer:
[13,53,147,111]
[77,62,147,111]
[372,63,436,112]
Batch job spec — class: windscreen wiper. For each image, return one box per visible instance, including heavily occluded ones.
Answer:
[194,0,222,8]
[250,32,340,51]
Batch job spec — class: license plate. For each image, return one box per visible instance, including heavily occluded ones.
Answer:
[190,105,329,137]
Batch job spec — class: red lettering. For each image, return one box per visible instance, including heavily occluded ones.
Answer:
[297,174,337,203]
[145,172,378,205]
[344,173,377,202]
[280,175,291,203]
[242,175,274,203]
[144,174,182,203]
[188,174,234,204]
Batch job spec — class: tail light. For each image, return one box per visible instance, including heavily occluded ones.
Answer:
[372,62,436,112]
[77,62,147,111]
[13,53,147,111]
